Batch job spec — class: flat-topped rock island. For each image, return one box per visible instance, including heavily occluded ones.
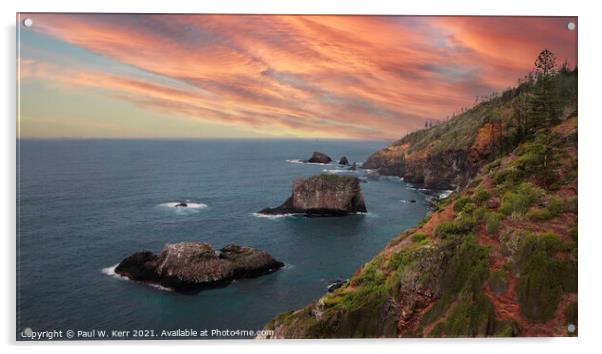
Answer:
[258,174,367,217]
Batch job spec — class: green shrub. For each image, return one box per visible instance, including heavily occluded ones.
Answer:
[456,213,478,232]
[461,202,477,214]
[494,167,522,189]
[547,196,564,216]
[565,196,578,214]
[516,232,573,323]
[454,196,473,213]
[388,250,412,271]
[411,232,427,244]
[431,291,496,337]
[484,212,503,235]
[526,208,553,221]
[494,319,520,337]
[468,178,482,189]
[435,197,453,211]
[486,159,501,173]
[565,160,578,183]
[434,218,475,238]
[473,188,492,205]
[420,235,494,336]
[570,226,578,242]
[514,137,559,187]
[351,256,385,286]
[473,206,487,221]
[434,222,462,238]
[500,183,542,216]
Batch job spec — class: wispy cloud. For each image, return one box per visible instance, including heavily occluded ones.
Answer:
[19,14,577,139]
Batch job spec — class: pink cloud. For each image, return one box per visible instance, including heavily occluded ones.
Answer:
[20,14,577,139]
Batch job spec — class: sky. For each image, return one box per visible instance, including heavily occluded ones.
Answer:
[17,14,577,140]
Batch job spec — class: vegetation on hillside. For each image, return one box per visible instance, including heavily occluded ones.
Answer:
[395,49,576,158]
[264,50,578,338]
[363,49,576,192]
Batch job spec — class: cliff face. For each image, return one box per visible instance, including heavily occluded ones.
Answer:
[264,115,578,338]
[363,120,502,190]
[259,174,367,216]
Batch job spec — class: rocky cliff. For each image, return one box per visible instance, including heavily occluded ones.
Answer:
[259,174,367,216]
[263,67,578,338]
[264,115,578,338]
[364,121,502,190]
[115,242,284,291]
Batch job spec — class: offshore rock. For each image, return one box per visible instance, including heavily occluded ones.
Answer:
[115,242,284,291]
[258,174,367,217]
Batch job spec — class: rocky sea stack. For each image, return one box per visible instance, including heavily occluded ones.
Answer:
[307,151,332,164]
[338,156,349,165]
[114,242,284,291]
[258,174,367,217]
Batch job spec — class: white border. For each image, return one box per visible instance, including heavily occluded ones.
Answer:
[3,1,601,353]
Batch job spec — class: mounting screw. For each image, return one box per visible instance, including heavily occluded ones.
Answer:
[567,22,576,31]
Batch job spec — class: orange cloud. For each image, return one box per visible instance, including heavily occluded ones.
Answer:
[20,14,577,139]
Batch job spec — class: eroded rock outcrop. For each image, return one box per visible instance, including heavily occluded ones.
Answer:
[258,174,367,217]
[363,121,502,190]
[307,152,332,164]
[339,156,349,165]
[115,242,284,291]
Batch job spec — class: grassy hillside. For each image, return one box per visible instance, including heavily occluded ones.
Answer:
[263,56,578,338]
[265,114,577,338]
[363,66,577,190]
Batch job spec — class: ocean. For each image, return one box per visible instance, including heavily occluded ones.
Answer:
[16,139,429,339]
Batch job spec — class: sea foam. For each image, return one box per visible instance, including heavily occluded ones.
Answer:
[251,212,297,219]
[286,159,335,166]
[101,264,172,292]
[101,264,128,280]
[159,202,208,209]
[321,169,354,174]
[156,201,208,215]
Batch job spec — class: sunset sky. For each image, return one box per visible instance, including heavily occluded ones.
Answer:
[18,14,577,140]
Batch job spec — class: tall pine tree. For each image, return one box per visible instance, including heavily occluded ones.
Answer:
[529,49,562,128]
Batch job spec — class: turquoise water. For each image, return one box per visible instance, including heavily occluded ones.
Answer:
[17,139,428,339]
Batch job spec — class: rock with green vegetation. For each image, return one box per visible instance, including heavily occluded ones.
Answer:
[526,208,553,221]
[453,196,473,213]
[264,233,510,338]
[514,232,576,323]
[258,174,367,217]
[472,187,491,205]
[499,183,542,216]
[363,67,576,190]
[484,212,503,235]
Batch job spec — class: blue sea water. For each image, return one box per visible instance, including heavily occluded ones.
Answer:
[17,139,428,339]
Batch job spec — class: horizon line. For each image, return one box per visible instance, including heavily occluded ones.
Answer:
[16,137,394,142]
